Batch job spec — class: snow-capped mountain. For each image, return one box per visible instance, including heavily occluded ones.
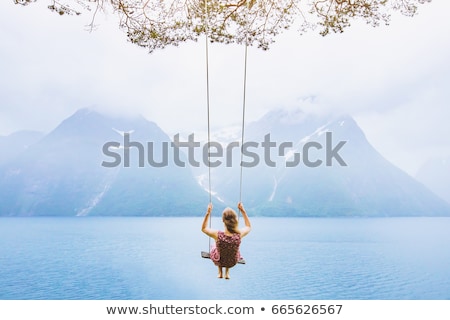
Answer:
[202,109,450,216]
[0,108,207,216]
[0,107,449,217]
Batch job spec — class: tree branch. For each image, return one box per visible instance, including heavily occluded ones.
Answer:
[13,0,432,52]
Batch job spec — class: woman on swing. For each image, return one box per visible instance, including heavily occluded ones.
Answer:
[201,202,251,279]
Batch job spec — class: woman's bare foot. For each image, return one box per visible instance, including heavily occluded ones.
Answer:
[217,267,223,279]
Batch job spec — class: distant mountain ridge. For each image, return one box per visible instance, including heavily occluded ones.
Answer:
[0,108,207,216]
[0,107,449,217]
[0,130,44,165]
[201,109,450,217]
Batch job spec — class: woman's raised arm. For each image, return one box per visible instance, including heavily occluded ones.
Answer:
[201,203,218,240]
[238,202,251,238]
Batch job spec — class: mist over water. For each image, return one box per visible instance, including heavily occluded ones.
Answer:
[1,217,449,300]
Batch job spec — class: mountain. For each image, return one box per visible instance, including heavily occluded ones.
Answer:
[1,107,449,217]
[0,108,208,216]
[203,109,450,217]
[415,157,450,204]
[0,130,44,165]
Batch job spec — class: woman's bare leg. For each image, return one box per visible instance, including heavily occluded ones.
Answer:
[225,267,230,280]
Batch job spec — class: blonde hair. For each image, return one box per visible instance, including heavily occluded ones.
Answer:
[222,207,239,234]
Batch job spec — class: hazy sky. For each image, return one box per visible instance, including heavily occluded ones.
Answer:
[1,1,449,176]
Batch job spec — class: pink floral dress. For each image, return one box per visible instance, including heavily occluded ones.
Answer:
[210,231,242,268]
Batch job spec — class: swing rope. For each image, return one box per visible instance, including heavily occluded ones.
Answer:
[239,21,249,204]
[204,0,212,253]
[204,2,249,205]
[203,0,249,256]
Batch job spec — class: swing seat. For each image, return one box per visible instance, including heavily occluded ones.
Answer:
[201,251,246,264]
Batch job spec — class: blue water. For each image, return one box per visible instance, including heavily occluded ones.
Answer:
[0,217,449,300]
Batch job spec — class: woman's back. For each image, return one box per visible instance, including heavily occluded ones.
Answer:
[212,231,241,268]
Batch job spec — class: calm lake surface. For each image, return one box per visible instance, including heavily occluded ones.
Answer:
[1,217,449,300]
